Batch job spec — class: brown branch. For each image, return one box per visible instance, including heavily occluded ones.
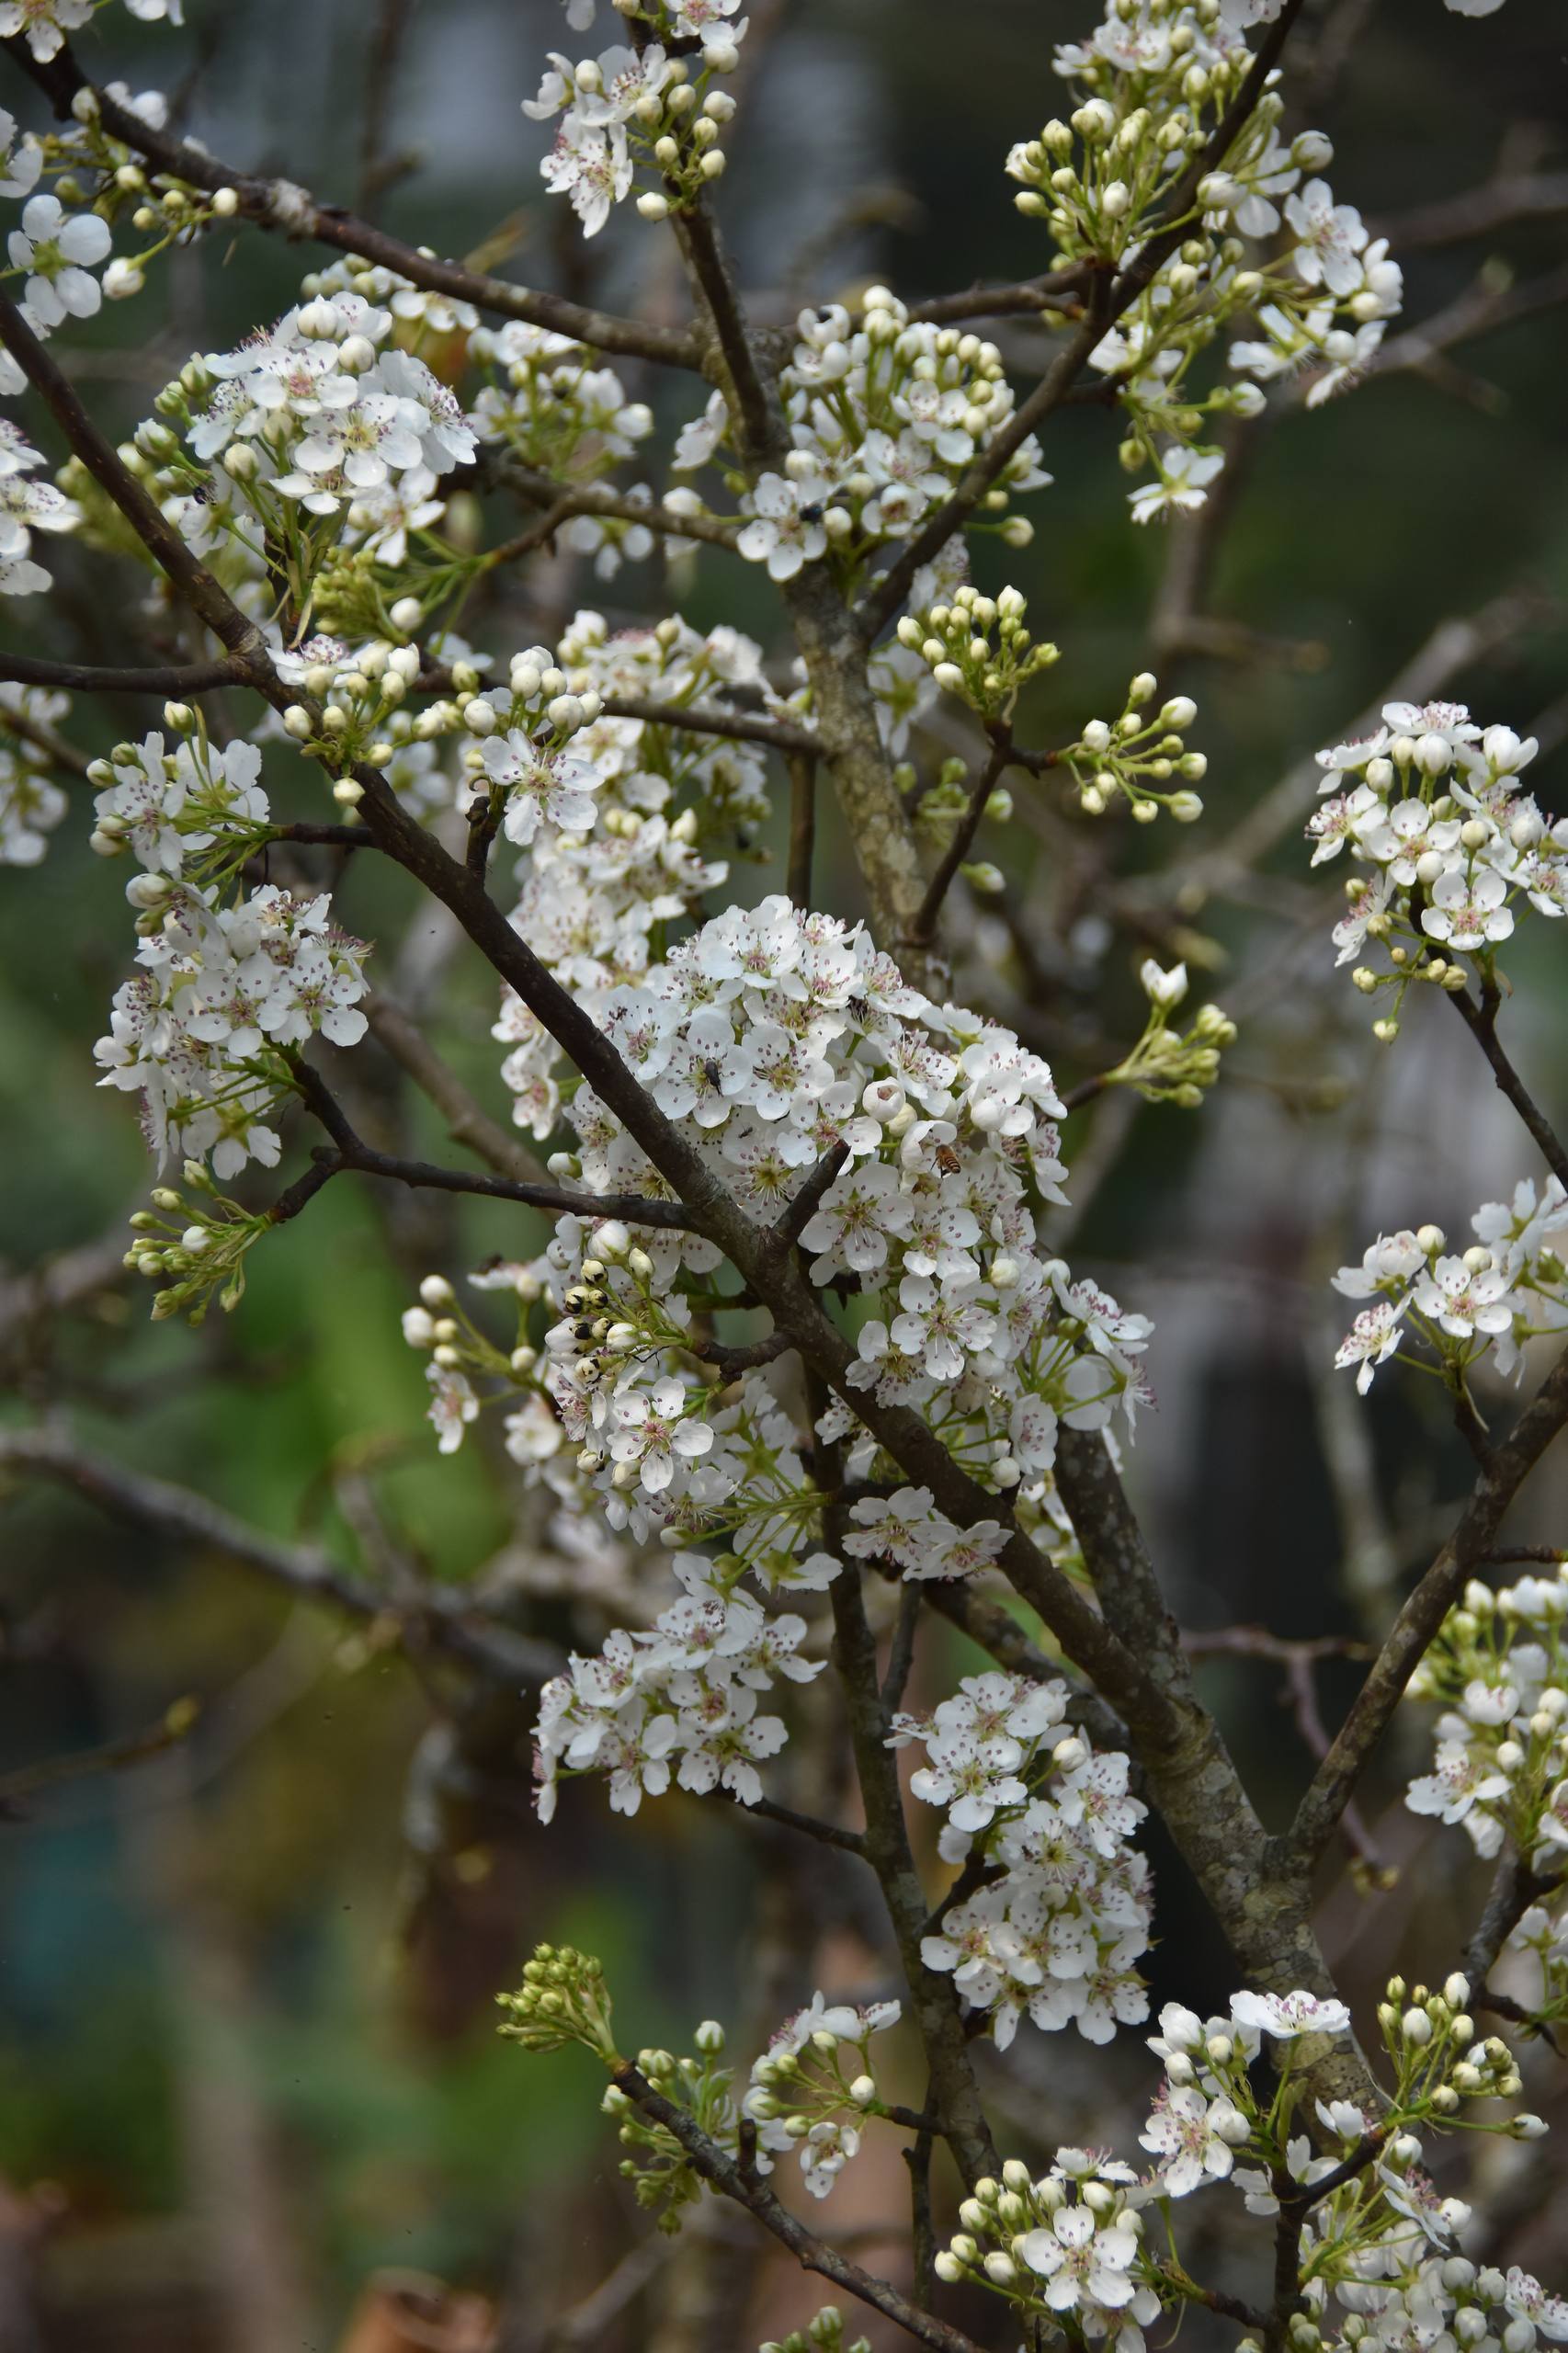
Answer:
[608,2062,988,2353]
[1289,1339,1568,1868]
[787,747,818,907]
[908,265,1091,326]
[1463,1847,1565,1991]
[1376,170,1568,254]
[596,694,817,756]
[4,35,703,371]
[741,1794,868,1859]
[774,1141,850,1253]
[290,1060,699,1230]
[0,652,249,694]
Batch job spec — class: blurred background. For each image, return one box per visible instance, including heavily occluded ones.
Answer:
[2,0,1568,2346]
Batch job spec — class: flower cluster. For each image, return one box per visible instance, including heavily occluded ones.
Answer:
[0,411,80,597]
[530,1544,824,1823]
[523,15,744,239]
[1406,1561,1568,1871]
[496,1941,619,2061]
[1306,703,1562,1027]
[86,723,270,875]
[936,2150,1161,2348]
[137,289,475,610]
[533,903,1146,1506]
[601,2019,741,2231]
[905,1672,1153,2048]
[1331,1177,1568,1396]
[742,1992,903,2200]
[0,683,69,861]
[502,1955,903,2234]
[722,287,1048,588]
[94,881,369,1179]
[484,608,779,1136]
[1004,0,1403,519]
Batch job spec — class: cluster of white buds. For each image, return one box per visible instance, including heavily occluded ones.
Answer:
[90,150,239,303]
[276,636,424,800]
[1406,1559,1568,1879]
[1373,1974,1529,2123]
[895,584,1059,722]
[1061,675,1206,821]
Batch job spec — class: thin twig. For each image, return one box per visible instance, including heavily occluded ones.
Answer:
[0,1698,199,1816]
[906,734,1014,950]
[290,1060,699,1230]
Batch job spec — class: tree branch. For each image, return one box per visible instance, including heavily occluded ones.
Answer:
[596,694,817,756]
[3,36,703,370]
[608,2061,988,2353]
[0,1696,199,1816]
[0,1426,561,1686]
[290,1059,700,1230]
[0,652,249,694]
